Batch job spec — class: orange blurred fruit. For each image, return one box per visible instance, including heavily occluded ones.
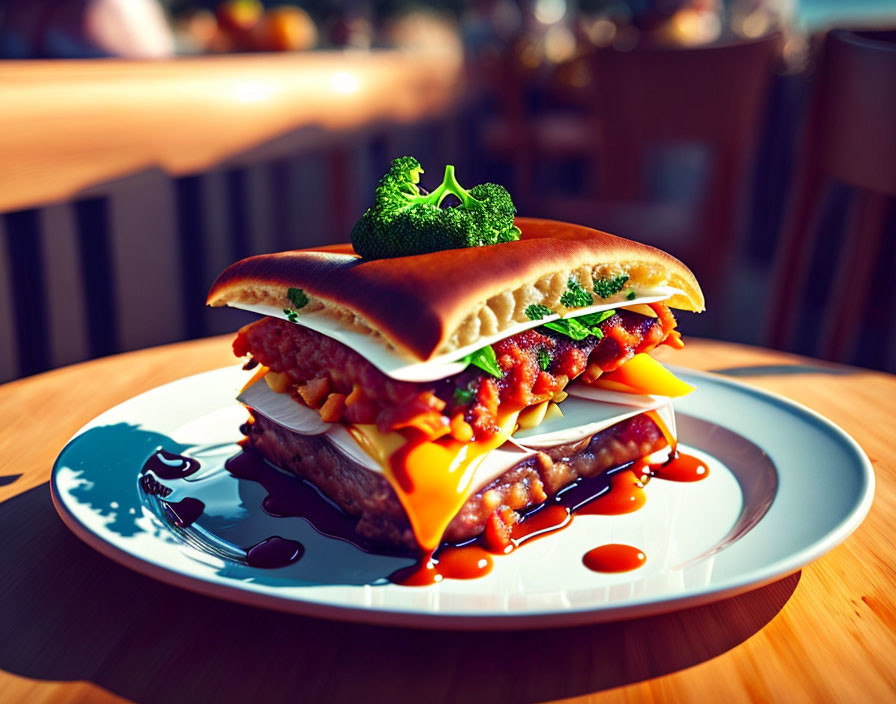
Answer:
[254,6,318,52]
[216,0,262,32]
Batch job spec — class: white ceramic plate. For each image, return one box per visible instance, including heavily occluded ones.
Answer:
[51,366,874,629]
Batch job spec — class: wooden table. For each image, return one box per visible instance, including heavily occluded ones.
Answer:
[0,337,893,703]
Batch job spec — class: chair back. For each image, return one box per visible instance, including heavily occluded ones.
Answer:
[586,34,780,303]
[765,29,896,369]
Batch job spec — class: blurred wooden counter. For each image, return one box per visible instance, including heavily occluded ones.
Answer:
[0,337,893,702]
[0,50,464,213]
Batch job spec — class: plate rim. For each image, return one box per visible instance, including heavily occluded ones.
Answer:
[50,365,875,630]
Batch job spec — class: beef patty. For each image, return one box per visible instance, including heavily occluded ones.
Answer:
[240,410,667,554]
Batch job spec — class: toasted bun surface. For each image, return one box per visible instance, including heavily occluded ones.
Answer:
[207,218,705,361]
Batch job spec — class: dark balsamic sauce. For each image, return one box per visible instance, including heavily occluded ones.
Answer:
[143,448,200,480]
[246,536,305,568]
[164,497,206,528]
[140,449,306,569]
[224,450,389,551]
[140,449,205,526]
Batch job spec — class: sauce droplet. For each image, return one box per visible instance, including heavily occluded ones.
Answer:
[143,448,200,480]
[389,554,441,586]
[435,546,493,580]
[583,544,646,573]
[651,451,709,482]
[245,536,304,568]
[389,545,494,585]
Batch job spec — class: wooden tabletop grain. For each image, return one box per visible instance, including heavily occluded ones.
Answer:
[0,336,893,703]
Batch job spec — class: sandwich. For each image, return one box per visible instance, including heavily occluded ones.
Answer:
[207,159,704,571]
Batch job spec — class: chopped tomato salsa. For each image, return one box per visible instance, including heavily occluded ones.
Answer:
[233,305,681,439]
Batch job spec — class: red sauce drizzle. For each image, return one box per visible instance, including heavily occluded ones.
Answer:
[390,546,493,585]
[504,504,572,551]
[583,544,646,573]
[219,410,709,586]
[650,451,709,482]
[577,469,647,515]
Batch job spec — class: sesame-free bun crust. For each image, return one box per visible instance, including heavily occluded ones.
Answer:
[207,218,705,361]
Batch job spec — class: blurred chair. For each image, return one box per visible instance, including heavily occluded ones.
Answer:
[475,39,598,208]
[765,29,896,369]
[540,33,780,327]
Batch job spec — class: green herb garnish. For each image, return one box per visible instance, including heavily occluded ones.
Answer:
[626,289,637,300]
[287,287,309,310]
[282,287,309,324]
[525,304,553,321]
[453,387,474,404]
[461,345,503,378]
[537,348,552,371]
[541,310,615,341]
[542,318,593,341]
[560,278,593,308]
[593,274,629,299]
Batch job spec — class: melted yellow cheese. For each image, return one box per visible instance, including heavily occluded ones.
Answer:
[345,425,407,468]
[593,353,695,397]
[347,412,520,552]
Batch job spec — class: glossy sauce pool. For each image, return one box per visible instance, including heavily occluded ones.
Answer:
[142,442,709,584]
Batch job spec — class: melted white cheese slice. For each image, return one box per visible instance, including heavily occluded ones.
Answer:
[237,379,675,493]
[230,286,683,383]
[512,394,675,449]
[566,383,666,408]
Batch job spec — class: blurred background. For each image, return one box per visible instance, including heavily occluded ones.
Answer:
[0,0,895,383]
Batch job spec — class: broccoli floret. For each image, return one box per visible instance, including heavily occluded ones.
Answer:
[351,158,521,259]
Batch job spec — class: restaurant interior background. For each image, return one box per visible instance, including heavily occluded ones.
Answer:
[1,0,894,384]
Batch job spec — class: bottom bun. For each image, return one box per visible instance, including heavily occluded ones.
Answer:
[241,411,668,553]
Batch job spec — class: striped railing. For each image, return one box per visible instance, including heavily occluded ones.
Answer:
[0,51,466,382]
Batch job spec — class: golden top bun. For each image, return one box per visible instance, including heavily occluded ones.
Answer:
[207,218,704,361]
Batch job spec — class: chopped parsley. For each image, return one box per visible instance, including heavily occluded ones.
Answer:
[560,278,593,308]
[287,287,309,310]
[283,287,309,324]
[525,304,553,321]
[541,310,615,341]
[537,347,552,371]
[593,274,629,299]
[453,387,474,404]
[461,345,503,378]
[626,289,637,300]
